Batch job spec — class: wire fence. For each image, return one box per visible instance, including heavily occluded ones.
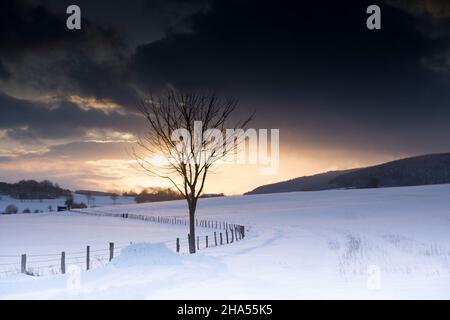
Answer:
[0,209,247,278]
[0,242,133,277]
[74,208,242,232]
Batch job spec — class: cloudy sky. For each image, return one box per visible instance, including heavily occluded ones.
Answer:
[0,0,449,194]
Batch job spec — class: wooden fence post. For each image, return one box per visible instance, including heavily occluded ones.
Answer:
[214,232,217,246]
[86,246,90,270]
[231,228,234,243]
[226,230,229,244]
[21,254,26,274]
[109,242,114,261]
[61,251,66,274]
[206,235,209,248]
[220,232,223,245]
[197,236,200,250]
[176,238,180,253]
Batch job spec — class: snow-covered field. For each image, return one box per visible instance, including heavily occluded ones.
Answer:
[1,184,450,299]
[0,193,135,213]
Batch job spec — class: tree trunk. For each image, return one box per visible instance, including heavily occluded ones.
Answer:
[188,200,197,253]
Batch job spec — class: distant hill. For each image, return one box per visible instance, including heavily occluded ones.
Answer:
[245,153,450,195]
[245,169,355,195]
[330,153,450,188]
[0,180,71,200]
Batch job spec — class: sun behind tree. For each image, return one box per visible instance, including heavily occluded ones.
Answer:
[132,89,253,253]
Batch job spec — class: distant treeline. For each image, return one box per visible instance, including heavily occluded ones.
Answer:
[0,180,225,203]
[134,188,225,204]
[0,180,71,200]
[134,188,184,203]
[75,190,118,197]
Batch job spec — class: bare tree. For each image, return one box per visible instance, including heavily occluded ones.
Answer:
[110,193,119,205]
[132,89,253,253]
[85,192,92,207]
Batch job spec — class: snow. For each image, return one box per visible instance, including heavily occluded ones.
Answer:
[1,184,450,299]
[0,212,189,274]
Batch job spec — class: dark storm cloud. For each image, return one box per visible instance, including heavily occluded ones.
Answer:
[0,0,72,60]
[386,0,450,20]
[0,60,11,80]
[0,0,128,56]
[30,0,209,47]
[0,92,143,142]
[133,0,439,92]
[0,0,449,157]
[130,0,450,154]
[34,141,132,161]
[0,0,137,107]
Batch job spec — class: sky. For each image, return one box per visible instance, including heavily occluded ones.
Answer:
[0,0,449,195]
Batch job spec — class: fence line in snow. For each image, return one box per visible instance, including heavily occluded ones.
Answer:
[176,224,246,253]
[74,209,242,232]
[0,211,247,277]
[0,241,133,277]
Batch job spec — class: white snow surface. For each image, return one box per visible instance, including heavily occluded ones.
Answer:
[1,184,450,299]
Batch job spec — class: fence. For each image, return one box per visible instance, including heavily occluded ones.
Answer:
[75,209,244,233]
[177,224,245,253]
[0,241,134,277]
[0,210,247,277]
[76,209,247,254]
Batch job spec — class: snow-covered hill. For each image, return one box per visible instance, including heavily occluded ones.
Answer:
[246,153,450,194]
[1,184,450,299]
